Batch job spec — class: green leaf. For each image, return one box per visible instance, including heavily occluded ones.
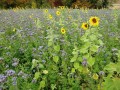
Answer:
[77,56,82,62]
[83,53,90,59]
[39,63,44,69]
[116,62,120,72]
[51,84,56,90]
[32,59,38,69]
[113,78,120,90]
[104,62,117,73]
[90,45,99,52]
[34,72,40,80]
[98,39,104,45]
[82,42,91,49]
[70,55,77,62]
[88,57,95,67]
[72,50,78,55]
[74,62,79,69]
[53,56,59,63]
[89,34,96,41]
[104,76,120,90]
[39,80,45,89]
[48,41,53,47]
[103,76,113,90]
[78,65,83,72]
[81,36,89,42]
[54,45,60,52]
[80,48,88,54]
[81,35,89,42]
[71,68,75,73]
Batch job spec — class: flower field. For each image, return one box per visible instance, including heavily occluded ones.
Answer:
[0,8,120,90]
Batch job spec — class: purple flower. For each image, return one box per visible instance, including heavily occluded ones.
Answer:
[12,77,17,85]
[12,58,19,67]
[82,60,87,67]
[6,69,15,76]
[99,71,105,76]
[83,57,87,61]
[0,74,7,83]
[12,62,19,67]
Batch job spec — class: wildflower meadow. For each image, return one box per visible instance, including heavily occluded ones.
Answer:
[0,8,120,90]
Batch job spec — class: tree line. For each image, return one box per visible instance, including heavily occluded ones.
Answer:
[0,0,117,9]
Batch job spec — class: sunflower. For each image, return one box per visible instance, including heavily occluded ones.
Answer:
[61,28,66,34]
[56,11,61,16]
[60,6,65,9]
[48,14,53,19]
[81,23,89,30]
[44,9,48,13]
[89,16,100,26]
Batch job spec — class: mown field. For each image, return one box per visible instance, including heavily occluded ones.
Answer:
[0,8,120,90]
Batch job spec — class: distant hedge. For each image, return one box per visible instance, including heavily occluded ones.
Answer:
[0,0,117,9]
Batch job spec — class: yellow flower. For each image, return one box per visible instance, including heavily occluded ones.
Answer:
[61,28,66,34]
[68,16,72,19]
[60,6,65,9]
[44,9,48,13]
[92,73,99,80]
[56,11,61,16]
[29,15,32,19]
[89,16,100,26]
[48,14,53,19]
[81,23,89,30]
[13,28,16,32]
[43,70,48,74]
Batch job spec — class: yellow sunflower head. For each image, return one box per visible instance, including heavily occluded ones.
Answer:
[81,23,89,30]
[59,6,65,9]
[89,16,100,26]
[44,9,48,13]
[56,11,61,16]
[61,28,66,34]
[48,14,53,19]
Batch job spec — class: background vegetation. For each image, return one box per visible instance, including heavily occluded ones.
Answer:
[0,0,117,9]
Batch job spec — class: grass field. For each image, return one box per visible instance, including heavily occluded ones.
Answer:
[0,8,120,90]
